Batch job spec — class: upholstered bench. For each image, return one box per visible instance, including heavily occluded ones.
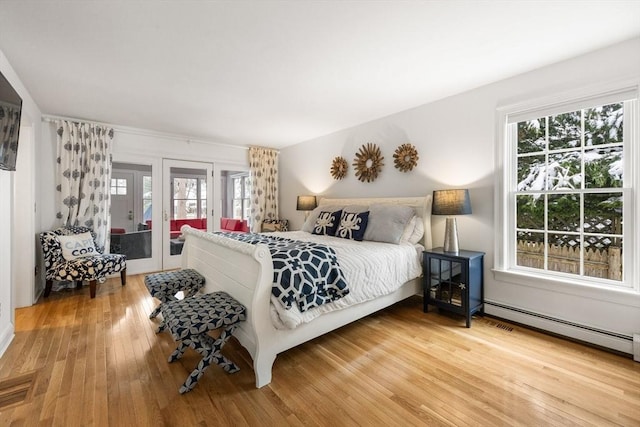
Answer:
[144,269,205,320]
[160,291,246,393]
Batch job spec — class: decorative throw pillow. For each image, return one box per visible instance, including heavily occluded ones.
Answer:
[302,205,343,233]
[335,211,369,241]
[262,219,289,232]
[58,232,97,260]
[363,204,415,244]
[312,210,342,236]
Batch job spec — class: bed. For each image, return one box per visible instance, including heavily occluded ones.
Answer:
[180,195,432,388]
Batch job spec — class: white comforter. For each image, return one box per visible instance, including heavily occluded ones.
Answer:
[268,231,423,329]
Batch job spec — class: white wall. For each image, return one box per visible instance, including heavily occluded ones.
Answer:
[279,37,640,354]
[0,48,42,356]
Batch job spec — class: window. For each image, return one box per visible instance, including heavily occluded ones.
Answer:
[171,175,207,219]
[232,173,251,220]
[496,84,638,290]
[110,178,127,195]
[142,175,152,222]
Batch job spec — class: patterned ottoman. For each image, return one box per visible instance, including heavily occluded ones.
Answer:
[160,291,246,393]
[144,269,205,320]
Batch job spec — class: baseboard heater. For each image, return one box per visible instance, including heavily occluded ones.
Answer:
[484,300,636,357]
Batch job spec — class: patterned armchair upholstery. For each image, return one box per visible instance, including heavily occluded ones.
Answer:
[40,225,127,299]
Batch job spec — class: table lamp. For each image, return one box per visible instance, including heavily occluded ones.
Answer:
[432,189,472,253]
[296,195,317,219]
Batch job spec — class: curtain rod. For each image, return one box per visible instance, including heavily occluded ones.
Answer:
[41,114,253,151]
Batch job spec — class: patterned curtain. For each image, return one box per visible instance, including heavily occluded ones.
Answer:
[55,120,114,250]
[249,146,279,232]
[0,103,21,169]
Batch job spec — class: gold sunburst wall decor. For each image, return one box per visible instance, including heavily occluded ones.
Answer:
[393,143,419,172]
[330,156,348,180]
[353,143,384,183]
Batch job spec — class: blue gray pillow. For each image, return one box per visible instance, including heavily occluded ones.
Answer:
[363,204,415,244]
[336,211,369,241]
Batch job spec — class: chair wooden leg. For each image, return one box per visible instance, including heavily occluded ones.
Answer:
[75,281,83,290]
[44,280,53,298]
[89,280,97,298]
[120,268,127,286]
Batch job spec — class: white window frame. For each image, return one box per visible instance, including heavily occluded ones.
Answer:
[170,172,207,219]
[494,79,640,297]
[110,177,127,195]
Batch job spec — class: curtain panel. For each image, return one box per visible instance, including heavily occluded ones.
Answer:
[0,103,21,169]
[249,146,279,232]
[55,120,114,250]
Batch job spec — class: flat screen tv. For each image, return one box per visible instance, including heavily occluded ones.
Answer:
[0,70,22,171]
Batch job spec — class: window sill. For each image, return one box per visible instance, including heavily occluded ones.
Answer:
[492,268,640,308]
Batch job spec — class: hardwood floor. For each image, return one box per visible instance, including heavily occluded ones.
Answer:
[0,274,638,426]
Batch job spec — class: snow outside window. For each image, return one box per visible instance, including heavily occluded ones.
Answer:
[496,84,638,290]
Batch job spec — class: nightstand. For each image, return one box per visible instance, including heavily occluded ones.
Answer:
[423,248,485,327]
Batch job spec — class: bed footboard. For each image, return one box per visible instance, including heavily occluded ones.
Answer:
[180,226,277,387]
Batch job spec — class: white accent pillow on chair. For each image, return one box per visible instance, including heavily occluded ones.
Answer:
[58,232,97,260]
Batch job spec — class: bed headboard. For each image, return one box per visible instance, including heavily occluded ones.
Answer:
[317,195,432,249]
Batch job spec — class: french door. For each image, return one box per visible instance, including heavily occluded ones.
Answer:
[110,171,135,232]
[162,159,213,270]
[110,161,155,275]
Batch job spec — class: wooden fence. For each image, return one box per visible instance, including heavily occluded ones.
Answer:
[517,241,622,281]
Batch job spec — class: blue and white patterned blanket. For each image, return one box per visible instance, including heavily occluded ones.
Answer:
[214,232,350,312]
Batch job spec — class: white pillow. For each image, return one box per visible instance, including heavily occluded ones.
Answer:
[400,215,425,245]
[58,232,97,260]
[408,219,424,244]
[400,216,417,243]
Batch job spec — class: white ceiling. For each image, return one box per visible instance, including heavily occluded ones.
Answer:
[1,1,639,149]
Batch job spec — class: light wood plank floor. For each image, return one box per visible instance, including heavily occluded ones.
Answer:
[0,274,638,426]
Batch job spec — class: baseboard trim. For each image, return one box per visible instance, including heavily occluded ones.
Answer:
[484,300,634,356]
[0,323,15,359]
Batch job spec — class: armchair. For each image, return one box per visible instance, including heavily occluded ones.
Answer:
[40,225,127,299]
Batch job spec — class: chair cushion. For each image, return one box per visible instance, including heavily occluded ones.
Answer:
[48,253,127,282]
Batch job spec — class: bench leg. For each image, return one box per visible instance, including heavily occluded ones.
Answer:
[150,292,177,321]
[168,341,189,363]
[175,324,239,394]
[149,305,163,320]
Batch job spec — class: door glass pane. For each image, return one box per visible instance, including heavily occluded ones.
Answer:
[110,162,152,260]
[244,176,251,196]
[169,167,207,256]
[234,178,242,199]
[222,170,249,221]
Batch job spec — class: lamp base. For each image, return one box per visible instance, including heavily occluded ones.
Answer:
[443,217,459,253]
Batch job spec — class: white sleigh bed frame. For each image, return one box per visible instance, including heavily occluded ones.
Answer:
[180,195,432,388]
